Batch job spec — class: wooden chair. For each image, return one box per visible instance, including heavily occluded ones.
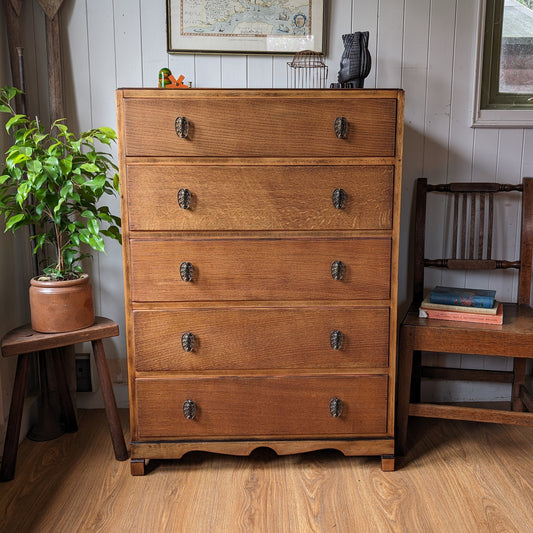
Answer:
[396,178,533,456]
[0,317,128,481]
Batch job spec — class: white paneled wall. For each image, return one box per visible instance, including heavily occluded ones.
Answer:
[6,0,532,403]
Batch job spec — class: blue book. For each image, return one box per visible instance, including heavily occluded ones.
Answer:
[429,286,496,309]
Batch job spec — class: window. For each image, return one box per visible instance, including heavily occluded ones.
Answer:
[473,0,533,127]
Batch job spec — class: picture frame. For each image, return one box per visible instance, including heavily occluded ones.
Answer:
[166,1,326,55]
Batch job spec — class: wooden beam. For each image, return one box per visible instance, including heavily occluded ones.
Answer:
[409,402,533,426]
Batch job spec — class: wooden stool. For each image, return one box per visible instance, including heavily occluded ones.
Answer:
[0,317,128,481]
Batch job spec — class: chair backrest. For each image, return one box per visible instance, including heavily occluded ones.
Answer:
[412,177,533,306]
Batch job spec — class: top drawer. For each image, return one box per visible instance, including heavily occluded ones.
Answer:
[121,93,398,158]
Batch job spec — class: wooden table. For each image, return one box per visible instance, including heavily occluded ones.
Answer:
[0,317,128,481]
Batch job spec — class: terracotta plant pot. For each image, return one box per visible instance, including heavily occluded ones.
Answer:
[29,274,95,333]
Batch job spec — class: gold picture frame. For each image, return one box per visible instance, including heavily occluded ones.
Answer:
[167,1,326,54]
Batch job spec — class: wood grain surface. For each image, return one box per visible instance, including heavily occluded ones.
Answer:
[132,306,390,371]
[129,237,392,302]
[125,164,394,231]
[1,410,532,532]
[122,94,398,158]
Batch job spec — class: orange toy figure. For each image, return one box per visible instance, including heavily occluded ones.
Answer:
[158,68,189,89]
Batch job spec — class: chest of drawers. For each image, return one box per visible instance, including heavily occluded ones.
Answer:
[116,88,404,474]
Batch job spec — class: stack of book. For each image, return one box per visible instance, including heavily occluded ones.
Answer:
[418,286,503,324]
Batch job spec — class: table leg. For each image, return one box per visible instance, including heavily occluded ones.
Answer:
[91,339,128,461]
[51,347,78,432]
[0,353,31,482]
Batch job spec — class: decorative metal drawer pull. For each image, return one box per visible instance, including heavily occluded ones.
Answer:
[180,261,194,282]
[331,260,345,280]
[183,399,197,420]
[181,332,195,352]
[329,397,343,417]
[175,116,189,138]
[178,188,192,209]
[334,116,348,139]
[330,329,344,350]
[332,188,346,209]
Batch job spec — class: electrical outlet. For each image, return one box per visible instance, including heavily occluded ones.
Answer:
[75,353,92,392]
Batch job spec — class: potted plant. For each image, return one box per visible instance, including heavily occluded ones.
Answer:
[0,86,121,333]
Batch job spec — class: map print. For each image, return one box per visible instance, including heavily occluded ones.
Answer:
[180,0,312,37]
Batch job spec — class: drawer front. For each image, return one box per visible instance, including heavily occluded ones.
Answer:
[126,165,394,231]
[129,238,391,302]
[122,97,397,157]
[133,307,389,371]
[134,375,388,439]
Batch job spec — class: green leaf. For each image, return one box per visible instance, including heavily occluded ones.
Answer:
[26,160,43,175]
[80,162,99,173]
[85,175,106,190]
[78,228,91,245]
[113,173,120,192]
[81,210,95,218]
[60,182,74,199]
[5,114,27,132]
[88,234,105,252]
[59,157,73,175]
[88,218,99,235]
[5,213,25,231]
[15,182,31,205]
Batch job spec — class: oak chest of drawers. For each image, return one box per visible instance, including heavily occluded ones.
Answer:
[116,88,404,474]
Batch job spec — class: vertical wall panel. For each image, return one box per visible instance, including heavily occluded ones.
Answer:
[61,0,91,132]
[326,0,353,86]
[195,55,222,88]
[273,55,289,88]
[222,56,247,88]
[168,54,196,88]
[114,0,143,88]
[399,0,430,311]
[139,0,168,86]
[86,0,124,364]
[351,0,378,87]
[376,0,405,87]
[247,56,273,88]
[523,130,533,178]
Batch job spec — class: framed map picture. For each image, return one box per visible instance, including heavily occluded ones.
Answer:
[167,0,326,54]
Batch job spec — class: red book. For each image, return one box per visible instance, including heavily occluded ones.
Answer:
[419,303,503,324]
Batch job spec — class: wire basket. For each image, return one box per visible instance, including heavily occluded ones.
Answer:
[287,50,328,89]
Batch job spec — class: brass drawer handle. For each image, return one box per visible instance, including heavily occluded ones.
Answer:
[178,188,192,209]
[332,188,346,209]
[175,116,189,138]
[329,397,343,417]
[180,262,194,282]
[330,330,344,350]
[181,332,195,352]
[331,260,345,280]
[334,116,347,139]
[183,399,197,420]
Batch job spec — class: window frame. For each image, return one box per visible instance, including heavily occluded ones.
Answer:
[472,0,533,128]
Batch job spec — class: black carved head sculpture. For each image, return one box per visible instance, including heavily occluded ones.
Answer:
[337,31,371,88]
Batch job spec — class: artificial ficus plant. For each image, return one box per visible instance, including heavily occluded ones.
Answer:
[0,86,121,280]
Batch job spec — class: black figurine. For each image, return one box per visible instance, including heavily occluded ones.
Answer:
[337,31,371,88]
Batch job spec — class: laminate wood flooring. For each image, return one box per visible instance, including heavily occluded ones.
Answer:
[1,409,532,532]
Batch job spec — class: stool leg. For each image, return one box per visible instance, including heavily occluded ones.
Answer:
[91,339,128,461]
[0,353,31,482]
[51,348,78,433]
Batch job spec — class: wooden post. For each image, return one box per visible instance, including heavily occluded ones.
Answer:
[3,0,24,111]
[38,0,66,123]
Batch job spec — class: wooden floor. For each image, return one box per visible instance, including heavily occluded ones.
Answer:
[1,409,532,532]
